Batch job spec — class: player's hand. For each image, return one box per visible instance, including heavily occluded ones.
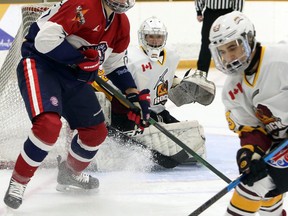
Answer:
[150,110,179,124]
[78,49,100,72]
[236,145,267,186]
[126,89,151,129]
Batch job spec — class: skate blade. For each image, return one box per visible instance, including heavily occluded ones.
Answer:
[56,184,99,194]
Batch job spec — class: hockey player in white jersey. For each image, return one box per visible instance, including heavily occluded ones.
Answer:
[209,11,287,215]
[93,17,206,168]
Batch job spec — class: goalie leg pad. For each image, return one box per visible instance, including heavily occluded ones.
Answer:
[133,121,206,163]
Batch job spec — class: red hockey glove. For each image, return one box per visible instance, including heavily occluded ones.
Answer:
[126,89,151,129]
[237,145,267,186]
[78,49,100,72]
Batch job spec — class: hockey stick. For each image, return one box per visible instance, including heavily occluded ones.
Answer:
[94,75,232,183]
[188,139,288,216]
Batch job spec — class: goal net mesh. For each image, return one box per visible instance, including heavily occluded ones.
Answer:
[0,3,154,172]
[0,3,69,169]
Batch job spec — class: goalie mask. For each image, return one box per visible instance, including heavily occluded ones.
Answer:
[209,11,256,75]
[103,0,135,13]
[138,16,168,62]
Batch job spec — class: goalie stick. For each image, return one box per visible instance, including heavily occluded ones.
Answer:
[188,139,288,216]
[94,75,232,184]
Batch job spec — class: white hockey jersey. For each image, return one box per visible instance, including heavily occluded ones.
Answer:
[125,46,180,114]
[222,44,288,140]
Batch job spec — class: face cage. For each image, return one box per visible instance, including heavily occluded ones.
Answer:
[104,0,135,13]
[139,30,167,61]
[209,36,252,75]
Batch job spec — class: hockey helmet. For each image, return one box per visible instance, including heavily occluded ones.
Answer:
[209,11,256,75]
[138,16,168,62]
[103,0,135,14]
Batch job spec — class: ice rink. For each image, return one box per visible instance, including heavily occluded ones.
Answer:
[0,69,284,216]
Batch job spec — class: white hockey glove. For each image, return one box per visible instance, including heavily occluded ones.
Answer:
[169,69,216,106]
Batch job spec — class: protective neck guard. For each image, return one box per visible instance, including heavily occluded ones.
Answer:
[245,43,262,76]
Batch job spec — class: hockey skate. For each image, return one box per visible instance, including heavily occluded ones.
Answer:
[4,178,27,209]
[56,156,99,192]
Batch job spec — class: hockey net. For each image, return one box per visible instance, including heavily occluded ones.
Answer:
[0,3,154,171]
[0,3,69,169]
[0,3,204,172]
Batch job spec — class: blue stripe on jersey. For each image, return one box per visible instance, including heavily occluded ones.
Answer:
[106,66,137,93]
[45,39,84,65]
[23,23,84,65]
[70,135,97,160]
[23,138,48,163]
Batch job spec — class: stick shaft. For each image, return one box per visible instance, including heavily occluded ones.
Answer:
[188,139,288,216]
[94,76,231,183]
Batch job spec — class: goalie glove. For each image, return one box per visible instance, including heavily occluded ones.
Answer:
[237,145,268,186]
[126,89,151,129]
[169,69,216,106]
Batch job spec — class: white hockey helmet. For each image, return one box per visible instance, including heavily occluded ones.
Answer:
[103,0,135,14]
[209,11,256,75]
[138,16,168,62]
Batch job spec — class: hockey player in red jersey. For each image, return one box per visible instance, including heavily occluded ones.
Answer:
[209,11,287,215]
[4,0,151,210]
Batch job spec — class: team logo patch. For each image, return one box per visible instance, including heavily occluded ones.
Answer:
[268,148,288,168]
[254,104,288,136]
[50,96,59,106]
[73,6,87,25]
[153,68,169,105]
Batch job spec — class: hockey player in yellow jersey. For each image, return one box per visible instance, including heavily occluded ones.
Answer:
[209,11,287,215]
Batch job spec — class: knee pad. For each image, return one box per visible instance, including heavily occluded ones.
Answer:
[32,112,62,144]
[78,122,108,147]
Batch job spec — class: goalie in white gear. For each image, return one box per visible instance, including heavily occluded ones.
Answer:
[209,11,288,215]
[93,16,206,168]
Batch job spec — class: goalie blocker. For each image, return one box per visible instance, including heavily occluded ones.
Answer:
[95,92,206,168]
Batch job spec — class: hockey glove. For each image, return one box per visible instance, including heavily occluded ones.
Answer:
[126,89,151,129]
[77,49,100,72]
[237,145,267,186]
[150,110,179,124]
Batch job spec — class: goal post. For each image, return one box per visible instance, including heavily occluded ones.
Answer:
[0,3,157,172]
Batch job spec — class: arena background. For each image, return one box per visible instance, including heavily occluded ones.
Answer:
[0,0,288,69]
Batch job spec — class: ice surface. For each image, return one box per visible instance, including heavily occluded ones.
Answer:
[0,69,283,216]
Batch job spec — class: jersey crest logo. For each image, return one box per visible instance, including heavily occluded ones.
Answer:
[72,6,88,25]
[141,62,152,72]
[79,43,108,64]
[153,68,169,105]
[254,104,288,136]
[228,82,243,100]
